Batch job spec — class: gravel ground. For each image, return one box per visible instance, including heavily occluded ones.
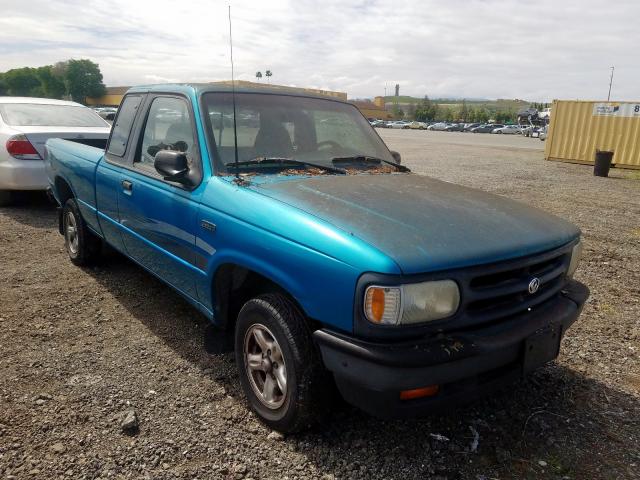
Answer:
[1,130,639,479]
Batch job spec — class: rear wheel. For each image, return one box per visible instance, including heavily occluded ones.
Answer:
[63,198,101,266]
[235,293,328,433]
[0,190,12,207]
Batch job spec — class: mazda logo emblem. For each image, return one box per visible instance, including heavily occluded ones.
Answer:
[528,277,541,294]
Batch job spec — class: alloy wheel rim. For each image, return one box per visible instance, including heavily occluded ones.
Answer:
[243,323,287,409]
[65,211,79,255]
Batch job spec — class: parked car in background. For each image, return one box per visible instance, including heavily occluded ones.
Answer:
[427,122,448,131]
[46,84,587,433]
[492,125,522,135]
[0,97,111,205]
[471,124,504,133]
[463,123,481,131]
[93,107,118,121]
[406,121,428,130]
[520,125,533,137]
[387,121,408,129]
[444,123,465,132]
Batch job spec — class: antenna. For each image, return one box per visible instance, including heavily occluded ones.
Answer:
[607,66,615,102]
[228,5,240,179]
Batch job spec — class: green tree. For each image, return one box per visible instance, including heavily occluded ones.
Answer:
[495,110,515,124]
[415,95,439,122]
[468,107,478,122]
[458,99,469,122]
[440,107,454,122]
[61,59,106,103]
[255,71,262,82]
[392,104,404,119]
[476,109,489,123]
[35,66,65,98]
[407,103,417,120]
[3,67,40,96]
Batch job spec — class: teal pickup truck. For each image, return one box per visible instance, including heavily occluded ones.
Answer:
[45,84,588,432]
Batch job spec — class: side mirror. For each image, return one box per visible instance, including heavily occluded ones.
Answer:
[390,150,402,164]
[154,150,192,185]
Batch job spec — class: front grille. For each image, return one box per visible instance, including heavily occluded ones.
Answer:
[461,249,570,326]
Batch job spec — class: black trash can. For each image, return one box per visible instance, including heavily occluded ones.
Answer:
[594,150,614,177]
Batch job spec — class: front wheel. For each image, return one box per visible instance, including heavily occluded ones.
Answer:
[235,293,328,433]
[63,198,101,266]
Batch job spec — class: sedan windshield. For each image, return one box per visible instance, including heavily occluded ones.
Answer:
[202,92,395,174]
[0,104,108,127]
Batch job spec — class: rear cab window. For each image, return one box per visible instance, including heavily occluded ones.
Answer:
[107,95,143,157]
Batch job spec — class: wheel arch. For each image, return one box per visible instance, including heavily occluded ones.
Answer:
[212,262,316,334]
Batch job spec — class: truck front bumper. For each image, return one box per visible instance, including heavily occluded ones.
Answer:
[314,280,589,418]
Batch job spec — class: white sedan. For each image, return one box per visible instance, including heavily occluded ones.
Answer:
[492,125,522,135]
[387,121,408,129]
[0,97,111,205]
[427,122,448,131]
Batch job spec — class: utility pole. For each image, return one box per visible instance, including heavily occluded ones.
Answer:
[607,66,615,101]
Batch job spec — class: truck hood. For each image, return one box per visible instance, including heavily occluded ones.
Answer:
[250,173,580,274]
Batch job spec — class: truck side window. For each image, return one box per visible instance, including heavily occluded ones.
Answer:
[107,95,142,157]
[137,97,196,167]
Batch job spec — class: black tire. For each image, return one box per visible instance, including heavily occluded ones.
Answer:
[235,293,328,433]
[0,190,12,207]
[62,198,101,266]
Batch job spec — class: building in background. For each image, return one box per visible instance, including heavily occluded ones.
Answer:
[85,86,130,106]
[349,98,393,120]
[86,81,347,106]
[86,81,392,119]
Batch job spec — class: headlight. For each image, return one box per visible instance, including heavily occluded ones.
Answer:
[567,240,583,277]
[364,280,460,326]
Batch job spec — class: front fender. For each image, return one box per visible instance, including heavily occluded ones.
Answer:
[195,178,401,334]
[202,240,362,334]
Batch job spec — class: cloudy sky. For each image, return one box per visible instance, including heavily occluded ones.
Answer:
[1,0,638,101]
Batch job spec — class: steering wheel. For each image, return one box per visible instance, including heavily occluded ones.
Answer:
[317,140,342,151]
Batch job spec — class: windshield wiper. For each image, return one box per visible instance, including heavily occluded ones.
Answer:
[225,157,346,175]
[331,155,410,172]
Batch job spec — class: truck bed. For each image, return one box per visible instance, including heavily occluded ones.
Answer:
[45,138,106,234]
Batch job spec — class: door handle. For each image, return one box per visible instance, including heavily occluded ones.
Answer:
[121,180,133,192]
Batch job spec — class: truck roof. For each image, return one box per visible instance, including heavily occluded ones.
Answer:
[125,83,348,103]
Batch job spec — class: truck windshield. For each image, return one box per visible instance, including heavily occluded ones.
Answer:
[202,92,394,174]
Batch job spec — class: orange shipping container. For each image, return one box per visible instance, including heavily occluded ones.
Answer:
[545,100,640,169]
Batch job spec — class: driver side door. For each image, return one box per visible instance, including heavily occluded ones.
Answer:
[117,94,203,301]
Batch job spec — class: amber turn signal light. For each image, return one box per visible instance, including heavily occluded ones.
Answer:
[399,385,440,400]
